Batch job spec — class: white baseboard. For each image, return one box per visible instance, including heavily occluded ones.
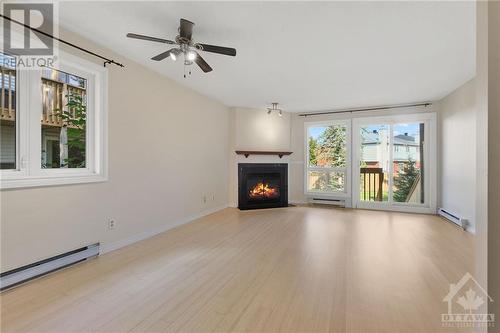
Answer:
[99,205,228,255]
[289,200,307,205]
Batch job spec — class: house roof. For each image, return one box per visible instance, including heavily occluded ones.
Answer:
[362,133,419,146]
[394,135,419,146]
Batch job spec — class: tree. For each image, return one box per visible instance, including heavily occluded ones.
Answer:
[308,137,318,165]
[56,92,86,168]
[316,125,346,167]
[308,126,346,192]
[393,158,420,202]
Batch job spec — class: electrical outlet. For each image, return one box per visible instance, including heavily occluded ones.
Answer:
[108,219,116,230]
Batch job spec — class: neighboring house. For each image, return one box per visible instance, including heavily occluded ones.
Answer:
[361,129,422,173]
[360,128,423,203]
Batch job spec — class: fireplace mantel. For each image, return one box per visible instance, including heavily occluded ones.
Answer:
[235,150,293,158]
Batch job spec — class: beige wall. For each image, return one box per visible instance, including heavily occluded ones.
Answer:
[227,107,292,207]
[0,29,230,272]
[438,79,477,232]
[488,1,499,330]
[232,107,291,151]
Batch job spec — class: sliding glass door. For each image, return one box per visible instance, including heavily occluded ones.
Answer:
[353,114,435,213]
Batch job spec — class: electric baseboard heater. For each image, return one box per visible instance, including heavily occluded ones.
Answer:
[438,208,468,230]
[310,198,346,207]
[0,243,99,291]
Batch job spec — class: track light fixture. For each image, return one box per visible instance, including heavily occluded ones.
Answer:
[267,102,283,116]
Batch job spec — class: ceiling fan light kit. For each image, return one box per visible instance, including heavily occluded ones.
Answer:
[127,18,236,77]
[169,48,182,61]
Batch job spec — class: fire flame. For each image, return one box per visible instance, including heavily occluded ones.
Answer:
[249,182,279,199]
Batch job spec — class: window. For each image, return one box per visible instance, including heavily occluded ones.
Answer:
[0,51,107,189]
[305,121,350,195]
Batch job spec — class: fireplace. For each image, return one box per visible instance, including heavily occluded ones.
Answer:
[238,163,288,210]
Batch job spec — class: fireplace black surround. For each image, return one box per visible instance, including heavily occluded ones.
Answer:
[238,163,288,210]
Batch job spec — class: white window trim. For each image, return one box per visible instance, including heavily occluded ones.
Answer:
[0,50,108,189]
[304,119,352,199]
[351,112,437,214]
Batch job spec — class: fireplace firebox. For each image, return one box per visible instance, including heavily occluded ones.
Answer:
[238,163,288,210]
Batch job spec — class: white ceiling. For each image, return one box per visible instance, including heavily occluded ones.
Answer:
[59,1,476,113]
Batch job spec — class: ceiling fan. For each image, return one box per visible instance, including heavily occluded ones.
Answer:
[126,18,236,76]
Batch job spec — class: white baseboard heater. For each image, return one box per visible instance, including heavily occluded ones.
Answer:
[0,243,99,291]
[309,198,346,207]
[438,208,467,230]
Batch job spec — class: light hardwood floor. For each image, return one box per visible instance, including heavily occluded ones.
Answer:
[1,206,474,333]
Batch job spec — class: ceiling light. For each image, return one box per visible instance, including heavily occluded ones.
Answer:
[267,102,284,116]
[170,49,182,61]
[186,51,196,61]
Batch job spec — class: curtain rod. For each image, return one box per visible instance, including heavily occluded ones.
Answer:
[0,15,125,68]
[298,102,432,117]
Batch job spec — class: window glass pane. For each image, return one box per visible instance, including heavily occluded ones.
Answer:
[308,124,347,167]
[41,68,87,168]
[392,123,424,204]
[308,171,345,193]
[0,53,17,169]
[359,125,389,202]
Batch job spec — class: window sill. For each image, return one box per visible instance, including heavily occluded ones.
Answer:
[0,173,108,190]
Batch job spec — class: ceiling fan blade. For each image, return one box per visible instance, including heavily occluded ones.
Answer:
[194,52,213,73]
[198,44,236,56]
[151,49,174,61]
[179,18,194,40]
[126,33,175,45]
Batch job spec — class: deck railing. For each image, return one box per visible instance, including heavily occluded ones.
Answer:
[42,78,86,127]
[1,67,16,122]
[360,167,384,201]
[0,66,85,128]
